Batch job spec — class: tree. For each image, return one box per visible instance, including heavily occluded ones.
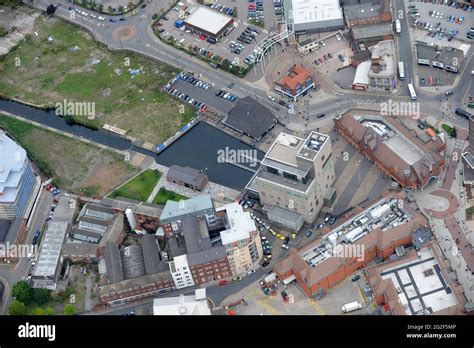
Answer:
[128,1,134,10]
[44,307,55,315]
[97,4,104,12]
[8,300,26,315]
[32,288,51,305]
[118,5,124,13]
[63,304,76,315]
[12,281,32,304]
[107,5,113,14]
[46,4,57,15]
[32,308,45,315]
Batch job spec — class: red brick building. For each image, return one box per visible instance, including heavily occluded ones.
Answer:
[273,193,428,298]
[334,111,445,190]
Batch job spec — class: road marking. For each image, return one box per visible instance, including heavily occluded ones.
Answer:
[308,299,326,315]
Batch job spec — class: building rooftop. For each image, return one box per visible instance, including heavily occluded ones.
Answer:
[274,194,428,286]
[370,245,463,315]
[167,165,208,189]
[265,131,328,168]
[104,242,124,283]
[352,22,393,40]
[300,198,410,268]
[186,245,227,266]
[181,214,212,254]
[343,2,383,20]
[160,194,214,224]
[222,96,277,141]
[368,40,396,78]
[217,202,256,245]
[287,0,343,26]
[140,233,166,275]
[185,6,233,35]
[275,65,313,92]
[353,60,371,85]
[153,290,211,315]
[32,221,69,278]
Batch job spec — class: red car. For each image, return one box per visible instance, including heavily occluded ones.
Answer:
[46,183,53,191]
[219,280,229,286]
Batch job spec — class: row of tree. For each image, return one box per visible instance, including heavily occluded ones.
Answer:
[7,281,76,315]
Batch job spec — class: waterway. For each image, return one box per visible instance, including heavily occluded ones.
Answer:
[0,99,261,190]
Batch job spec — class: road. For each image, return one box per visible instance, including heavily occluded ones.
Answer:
[0,187,52,314]
[29,0,472,130]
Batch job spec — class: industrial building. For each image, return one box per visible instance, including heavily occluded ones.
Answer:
[184,6,234,41]
[284,0,344,35]
[273,195,428,298]
[72,203,116,243]
[222,97,278,141]
[367,244,466,315]
[334,111,445,190]
[31,221,70,290]
[248,131,335,228]
[274,65,315,101]
[166,165,208,192]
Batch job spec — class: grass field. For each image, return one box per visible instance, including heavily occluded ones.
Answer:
[152,187,187,205]
[0,15,195,144]
[108,169,161,202]
[0,115,137,196]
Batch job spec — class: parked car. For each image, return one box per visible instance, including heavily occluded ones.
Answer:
[306,230,313,238]
[351,274,361,282]
[262,260,270,267]
[281,244,290,250]
[247,269,256,275]
[284,236,290,244]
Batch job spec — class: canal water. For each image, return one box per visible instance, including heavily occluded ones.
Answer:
[0,99,262,190]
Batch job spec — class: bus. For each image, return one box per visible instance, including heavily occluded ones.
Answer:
[395,19,401,35]
[398,61,405,80]
[455,108,472,120]
[408,83,417,100]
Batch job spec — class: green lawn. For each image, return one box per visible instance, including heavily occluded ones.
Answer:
[152,187,188,205]
[0,15,195,144]
[108,169,162,202]
[0,115,137,196]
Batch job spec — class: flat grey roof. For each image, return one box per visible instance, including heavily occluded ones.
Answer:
[416,44,464,66]
[268,205,303,223]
